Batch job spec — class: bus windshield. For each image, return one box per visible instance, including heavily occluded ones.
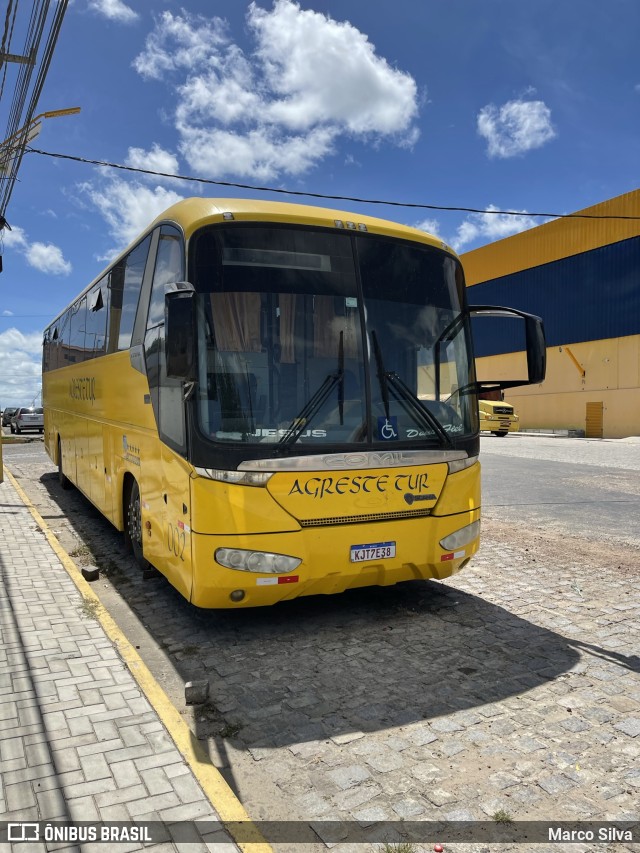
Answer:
[191,225,477,450]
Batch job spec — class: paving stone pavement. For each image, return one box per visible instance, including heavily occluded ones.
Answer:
[2,440,640,853]
[0,471,242,853]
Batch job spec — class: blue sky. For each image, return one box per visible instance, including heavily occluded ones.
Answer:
[0,0,638,407]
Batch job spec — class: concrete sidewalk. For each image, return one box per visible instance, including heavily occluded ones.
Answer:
[0,470,261,852]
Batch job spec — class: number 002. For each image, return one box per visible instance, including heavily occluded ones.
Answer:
[167,524,186,560]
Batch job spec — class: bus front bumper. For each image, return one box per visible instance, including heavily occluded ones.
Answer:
[189,509,480,608]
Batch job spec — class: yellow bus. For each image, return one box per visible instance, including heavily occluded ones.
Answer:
[478,391,520,436]
[43,199,545,608]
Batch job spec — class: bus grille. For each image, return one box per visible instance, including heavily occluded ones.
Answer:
[299,509,431,527]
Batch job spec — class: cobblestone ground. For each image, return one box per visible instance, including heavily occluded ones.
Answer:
[4,440,639,853]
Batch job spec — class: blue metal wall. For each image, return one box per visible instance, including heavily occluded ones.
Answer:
[468,235,640,357]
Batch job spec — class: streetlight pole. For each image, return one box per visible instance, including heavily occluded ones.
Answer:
[0,106,81,231]
[0,107,81,158]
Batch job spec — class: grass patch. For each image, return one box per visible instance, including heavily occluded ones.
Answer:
[79,598,101,621]
[69,544,93,562]
[492,809,513,824]
[219,722,243,738]
[379,845,418,853]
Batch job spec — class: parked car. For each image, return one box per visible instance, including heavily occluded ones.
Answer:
[2,406,18,427]
[10,406,44,434]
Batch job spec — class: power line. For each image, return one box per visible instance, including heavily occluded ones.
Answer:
[26,147,640,221]
[0,0,69,219]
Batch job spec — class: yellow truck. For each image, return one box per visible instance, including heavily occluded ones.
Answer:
[478,395,520,436]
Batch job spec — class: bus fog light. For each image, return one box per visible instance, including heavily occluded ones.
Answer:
[230,590,245,602]
[215,548,301,574]
[440,520,481,551]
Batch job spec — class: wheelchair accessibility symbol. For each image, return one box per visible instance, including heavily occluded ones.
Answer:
[377,416,399,441]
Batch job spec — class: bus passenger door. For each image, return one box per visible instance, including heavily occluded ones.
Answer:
[160,446,193,601]
[140,223,191,596]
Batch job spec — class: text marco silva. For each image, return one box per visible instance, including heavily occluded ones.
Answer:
[549,827,634,843]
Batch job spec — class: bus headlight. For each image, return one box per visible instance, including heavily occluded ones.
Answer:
[439,520,481,551]
[196,468,273,486]
[447,455,478,475]
[215,548,301,574]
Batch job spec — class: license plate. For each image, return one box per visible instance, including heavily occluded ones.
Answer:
[350,541,396,563]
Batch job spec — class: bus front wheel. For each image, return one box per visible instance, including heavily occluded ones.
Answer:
[493,430,509,437]
[57,439,71,490]
[125,479,150,572]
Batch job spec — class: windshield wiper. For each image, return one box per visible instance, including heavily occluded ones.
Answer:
[371,331,454,449]
[277,332,344,449]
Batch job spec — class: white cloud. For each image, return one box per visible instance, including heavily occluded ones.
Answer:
[2,225,71,274]
[81,178,184,254]
[2,225,28,250]
[126,144,180,178]
[451,205,538,251]
[179,125,337,182]
[87,0,138,24]
[248,0,418,136]
[133,0,419,181]
[26,243,72,275]
[0,328,43,408]
[2,310,14,316]
[133,11,228,80]
[477,99,556,158]
[414,218,443,239]
[83,2,420,252]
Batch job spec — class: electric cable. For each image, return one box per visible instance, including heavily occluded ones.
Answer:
[25,147,640,221]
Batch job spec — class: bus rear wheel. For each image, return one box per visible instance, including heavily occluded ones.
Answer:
[493,430,509,437]
[57,438,71,490]
[125,479,150,572]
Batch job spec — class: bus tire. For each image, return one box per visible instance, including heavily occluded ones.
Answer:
[57,438,71,490]
[493,430,509,437]
[125,479,150,572]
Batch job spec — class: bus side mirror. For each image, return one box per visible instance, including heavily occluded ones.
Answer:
[469,305,546,389]
[523,312,546,385]
[165,285,197,381]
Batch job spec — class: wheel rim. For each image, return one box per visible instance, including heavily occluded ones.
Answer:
[128,489,143,553]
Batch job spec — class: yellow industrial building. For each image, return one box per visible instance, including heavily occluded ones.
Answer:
[462,188,640,438]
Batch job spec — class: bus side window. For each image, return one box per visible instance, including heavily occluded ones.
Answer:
[147,226,184,330]
[85,279,107,359]
[42,329,51,373]
[107,235,152,352]
[69,297,88,363]
[58,309,72,367]
[48,326,59,370]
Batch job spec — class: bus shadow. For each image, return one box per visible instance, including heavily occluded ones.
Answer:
[40,471,587,754]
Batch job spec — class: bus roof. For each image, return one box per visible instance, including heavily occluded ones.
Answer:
[151,197,452,252]
[45,198,455,330]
